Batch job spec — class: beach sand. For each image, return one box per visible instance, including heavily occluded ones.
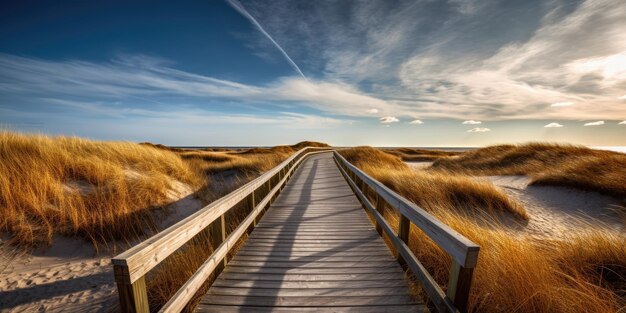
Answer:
[407,162,625,238]
[0,180,202,313]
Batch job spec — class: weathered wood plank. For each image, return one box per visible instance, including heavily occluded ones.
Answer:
[206,286,410,297]
[196,305,426,313]
[210,279,410,289]
[200,295,417,306]
[223,266,402,274]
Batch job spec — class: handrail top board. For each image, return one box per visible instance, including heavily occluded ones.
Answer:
[333,151,479,268]
[112,147,331,283]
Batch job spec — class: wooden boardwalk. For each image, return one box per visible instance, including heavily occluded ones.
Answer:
[196,153,425,312]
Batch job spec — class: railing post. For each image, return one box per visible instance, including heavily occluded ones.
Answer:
[447,260,474,313]
[374,194,385,236]
[113,266,149,313]
[397,215,410,263]
[250,190,258,229]
[209,214,227,273]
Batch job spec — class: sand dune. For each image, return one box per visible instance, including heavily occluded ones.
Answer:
[482,175,624,238]
[0,181,202,313]
[407,162,624,237]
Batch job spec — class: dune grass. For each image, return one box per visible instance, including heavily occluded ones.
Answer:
[432,143,626,198]
[385,147,462,162]
[0,131,201,247]
[341,147,528,220]
[341,147,626,313]
[0,131,326,310]
[0,131,319,249]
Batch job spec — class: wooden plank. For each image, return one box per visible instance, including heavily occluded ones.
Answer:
[206,286,410,297]
[210,279,410,289]
[196,305,426,313]
[235,251,393,258]
[237,246,389,253]
[200,295,417,306]
[215,273,404,282]
[225,260,400,268]
[223,266,402,275]
[231,255,394,263]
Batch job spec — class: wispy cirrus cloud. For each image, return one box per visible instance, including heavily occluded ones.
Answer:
[239,0,626,121]
[0,53,396,119]
[2,0,626,127]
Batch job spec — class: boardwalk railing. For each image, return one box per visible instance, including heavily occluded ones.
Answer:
[111,147,330,313]
[333,151,480,313]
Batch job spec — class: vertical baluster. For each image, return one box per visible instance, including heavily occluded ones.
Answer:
[447,261,474,313]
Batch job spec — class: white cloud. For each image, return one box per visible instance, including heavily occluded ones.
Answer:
[409,119,423,124]
[0,53,398,119]
[550,102,574,107]
[584,121,605,126]
[394,0,626,120]
[379,116,399,124]
[462,120,482,125]
[619,95,626,100]
[544,123,564,128]
[366,108,379,114]
[619,120,626,124]
[467,127,491,132]
[43,98,344,128]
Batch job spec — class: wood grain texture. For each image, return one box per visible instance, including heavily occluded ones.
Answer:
[197,153,424,312]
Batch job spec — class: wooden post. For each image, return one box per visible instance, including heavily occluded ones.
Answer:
[374,194,383,236]
[250,191,257,230]
[113,265,149,313]
[209,214,227,273]
[447,260,474,313]
[397,215,410,263]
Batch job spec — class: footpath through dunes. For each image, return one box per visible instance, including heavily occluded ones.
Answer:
[197,153,425,312]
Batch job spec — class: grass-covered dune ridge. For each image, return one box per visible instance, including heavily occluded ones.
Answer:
[0,131,327,248]
[432,143,626,198]
[340,147,528,220]
[340,146,625,313]
[0,131,201,247]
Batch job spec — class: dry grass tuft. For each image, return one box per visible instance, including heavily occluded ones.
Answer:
[0,131,200,247]
[342,146,626,313]
[432,143,626,197]
[341,147,527,220]
[385,147,462,162]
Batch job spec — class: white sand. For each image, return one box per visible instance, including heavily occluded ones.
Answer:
[481,175,625,238]
[404,161,625,238]
[0,177,203,313]
[406,161,434,169]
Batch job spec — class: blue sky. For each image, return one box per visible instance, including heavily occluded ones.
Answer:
[1,0,625,146]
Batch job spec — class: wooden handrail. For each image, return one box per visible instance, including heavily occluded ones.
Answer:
[112,147,331,313]
[333,151,480,313]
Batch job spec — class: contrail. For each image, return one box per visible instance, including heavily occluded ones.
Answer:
[226,0,306,79]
